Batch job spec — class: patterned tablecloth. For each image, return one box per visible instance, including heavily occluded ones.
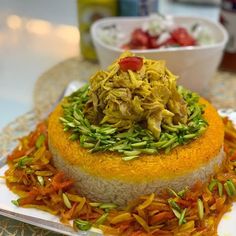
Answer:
[0,58,235,236]
[0,216,61,236]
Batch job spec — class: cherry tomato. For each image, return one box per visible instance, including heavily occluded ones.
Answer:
[148,36,158,48]
[119,57,143,72]
[122,26,196,49]
[157,37,178,48]
[131,29,149,47]
[171,27,196,46]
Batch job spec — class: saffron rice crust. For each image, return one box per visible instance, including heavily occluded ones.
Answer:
[48,98,225,205]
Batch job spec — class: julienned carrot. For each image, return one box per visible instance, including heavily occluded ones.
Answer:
[29,122,48,148]
[128,231,149,236]
[51,172,74,190]
[4,118,236,235]
[229,150,236,161]
[61,202,78,222]
[7,149,28,161]
[149,211,174,225]
[176,199,191,208]
[115,221,131,232]
[37,122,48,133]
[150,228,173,236]
[18,188,40,206]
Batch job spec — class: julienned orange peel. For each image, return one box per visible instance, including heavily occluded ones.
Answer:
[4,117,236,236]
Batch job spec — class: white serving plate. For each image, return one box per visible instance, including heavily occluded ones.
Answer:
[0,109,236,235]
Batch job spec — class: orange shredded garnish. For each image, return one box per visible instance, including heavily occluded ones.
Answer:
[4,117,236,235]
[149,211,174,225]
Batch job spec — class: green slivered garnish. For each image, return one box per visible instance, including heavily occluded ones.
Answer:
[224,182,231,196]
[178,188,188,198]
[122,155,139,161]
[168,198,187,225]
[95,213,109,225]
[168,199,181,212]
[224,180,236,197]
[15,156,33,168]
[168,188,179,198]
[11,199,19,206]
[208,179,218,192]
[35,134,45,149]
[37,176,44,186]
[172,208,181,219]
[208,179,224,197]
[60,86,207,160]
[73,219,92,231]
[178,208,187,225]
[218,182,223,197]
[99,203,117,211]
[227,180,236,196]
[168,187,187,198]
[60,54,207,160]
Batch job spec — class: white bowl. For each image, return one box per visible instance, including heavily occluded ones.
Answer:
[91,16,228,94]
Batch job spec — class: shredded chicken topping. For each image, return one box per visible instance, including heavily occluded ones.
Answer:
[84,52,187,138]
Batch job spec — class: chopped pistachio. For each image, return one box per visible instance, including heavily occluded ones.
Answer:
[81,142,95,148]
[131,141,147,147]
[161,137,178,149]
[15,156,33,168]
[110,144,131,151]
[123,150,141,156]
[37,176,44,186]
[172,208,181,219]
[168,188,179,198]
[224,180,236,197]
[183,133,197,140]
[179,208,187,225]
[138,148,157,154]
[208,179,218,192]
[224,182,232,197]
[69,133,79,141]
[99,127,117,135]
[162,124,178,132]
[178,188,188,198]
[168,199,181,212]
[65,122,76,128]
[218,182,223,197]
[73,219,92,231]
[153,140,169,148]
[11,200,19,206]
[35,134,45,149]
[122,155,138,161]
[99,203,117,211]
[95,213,109,225]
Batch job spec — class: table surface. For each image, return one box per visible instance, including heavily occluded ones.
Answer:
[0,0,227,235]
